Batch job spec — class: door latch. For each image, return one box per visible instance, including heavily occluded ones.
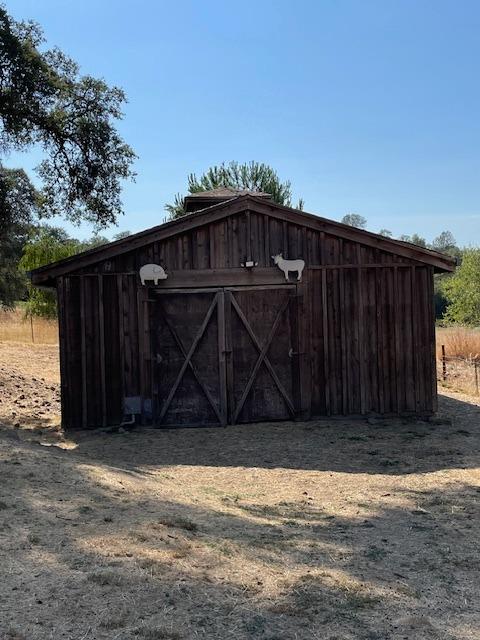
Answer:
[288,348,306,358]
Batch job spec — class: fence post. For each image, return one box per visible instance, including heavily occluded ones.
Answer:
[30,315,35,344]
[441,345,446,382]
[475,361,479,396]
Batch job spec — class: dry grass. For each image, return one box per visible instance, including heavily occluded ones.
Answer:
[436,326,480,396]
[0,308,58,344]
[436,326,480,360]
[437,358,480,397]
[1,343,479,639]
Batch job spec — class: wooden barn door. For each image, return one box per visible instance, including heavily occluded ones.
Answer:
[151,286,297,427]
[225,286,297,424]
[152,289,228,427]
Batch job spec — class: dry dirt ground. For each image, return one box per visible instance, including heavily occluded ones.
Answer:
[0,343,479,640]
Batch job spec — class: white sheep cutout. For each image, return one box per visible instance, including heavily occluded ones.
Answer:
[139,263,168,285]
[271,254,305,281]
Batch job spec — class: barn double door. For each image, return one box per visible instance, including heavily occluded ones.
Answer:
[151,286,298,427]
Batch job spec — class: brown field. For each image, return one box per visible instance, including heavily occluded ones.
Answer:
[0,308,58,344]
[436,326,480,360]
[0,342,479,639]
[436,327,480,397]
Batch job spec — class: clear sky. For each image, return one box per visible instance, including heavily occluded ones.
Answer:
[6,0,480,246]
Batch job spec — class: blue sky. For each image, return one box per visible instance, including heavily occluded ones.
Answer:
[6,0,480,245]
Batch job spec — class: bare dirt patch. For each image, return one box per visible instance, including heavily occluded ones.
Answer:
[0,342,60,432]
[0,344,479,639]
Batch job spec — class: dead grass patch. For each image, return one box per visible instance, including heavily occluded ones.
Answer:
[1,630,27,640]
[157,515,199,532]
[0,308,58,344]
[87,569,126,586]
[436,326,480,360]
[0,344,479,639]
[134,627,183,640]
[99,605,132,629]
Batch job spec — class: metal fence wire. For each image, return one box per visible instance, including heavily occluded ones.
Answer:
[438,344,480,395]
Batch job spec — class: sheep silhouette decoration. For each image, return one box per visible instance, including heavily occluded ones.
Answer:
[271,254,305,281]
[139,263,168,285]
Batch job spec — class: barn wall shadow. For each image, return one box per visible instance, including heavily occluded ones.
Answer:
[71,394,480,475]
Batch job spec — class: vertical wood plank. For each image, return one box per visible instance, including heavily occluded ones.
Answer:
[80,276,88,428]
[411,266,421,412]
[321,267,330,414]
[117,274,126,413]
[264,215,270,268]
[217,290,228,426]
[339,268,348,414]
[209,225,216,268]
[224,290,235,423]
[136,286,146,424]
[246,210,252,262]
[98,275,107,426]
[297,273,312,418]
[393,266,401,413]
[319,231,325,265]
[289,287,301,418]
[428,266,438,412]
[356,246,366,414]
[376,268,386,414]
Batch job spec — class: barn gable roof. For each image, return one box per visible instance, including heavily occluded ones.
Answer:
[30,195,456,285]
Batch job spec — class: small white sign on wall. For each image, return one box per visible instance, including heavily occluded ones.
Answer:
[139,263,168,285]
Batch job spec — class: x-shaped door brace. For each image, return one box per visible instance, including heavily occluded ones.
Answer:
[229,293,295,424]
[157,293,221,424]
[156,290,296,426]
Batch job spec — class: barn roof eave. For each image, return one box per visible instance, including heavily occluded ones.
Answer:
[29,195,456,285]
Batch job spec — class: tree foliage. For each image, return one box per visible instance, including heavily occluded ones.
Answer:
[399,233,427,248]
[0,6,135,229]
[165,161,303,218]
[443,249,480,326]
[19,226,80,317]
[0,167,39,307]
[378,228,392,237]
[19,226,110,317]
[341,213,367,229]
[432,231,456,253]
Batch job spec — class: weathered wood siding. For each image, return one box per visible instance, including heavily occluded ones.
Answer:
[57,207,437,428]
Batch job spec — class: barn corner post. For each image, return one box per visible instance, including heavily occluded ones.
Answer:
[429,266,439,413]
[56,276,68,429]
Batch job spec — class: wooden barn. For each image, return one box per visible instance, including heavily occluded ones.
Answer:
[31,189,455,429]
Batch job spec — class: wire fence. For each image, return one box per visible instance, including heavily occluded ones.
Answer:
[438,344,480,396]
